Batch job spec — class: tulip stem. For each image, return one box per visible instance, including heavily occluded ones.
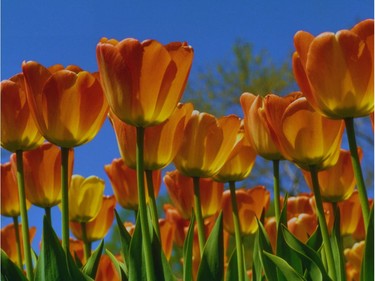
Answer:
[309,165,337,281]
[344,117,369,231]
[44,207,52,226]
[12,216,23,270]
[229,181,245,281]
[193,176,206,255]
[272,160,281,225]
[136,127,155,281]
[80,222,91,262]
[145,170,161,239]
[332,202,346,281]
[15,150,34,280]
[61,147,71,253]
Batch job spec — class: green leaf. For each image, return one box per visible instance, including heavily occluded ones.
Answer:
[257,219,277,281]
[225,249,238,281]
[197,212,224,281]
[0,250,28,281]
[183,214,195,281]
[262,251,306,281]
[82,240,104,279]
[34,216,73,281]
[115,209,132,275]
[281,226,331,281]
[330,206,345,281]
[128,215,147,281]
[252,231,264,281]
[306,225,322,252]
[65,248,93,281]
[105,249,128,281]
[361,206,374,281]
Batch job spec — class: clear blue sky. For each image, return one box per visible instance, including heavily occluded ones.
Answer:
[2,0,374,250]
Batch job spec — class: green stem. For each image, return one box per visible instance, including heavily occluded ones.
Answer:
[145,169,161,239]
[272,160,281,225]
[309,165,337,280]
[332,202,346,281]
[193,176,206,255]
[136,127,155,281]
[44,207,52,226]
[344,117,369,230]
[229,181,245,281]
[12,216,23,270]
[15,150,34,280]
[80,222,92,262]
[61,147,70,253]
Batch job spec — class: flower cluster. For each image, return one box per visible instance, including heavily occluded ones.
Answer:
[1,19,373,281]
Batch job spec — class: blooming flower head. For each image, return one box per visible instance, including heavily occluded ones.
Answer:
[104,158,161,210]
[109,103,193,170]
[68,175,105,222]
[96,38,194,127]
[70,195,116,242]
[1,73,44,152]
[1,162,31,217]
[22,62,108,147]
[164,170,224,219]
[293,19,374,119]
[174,111,241,178]
[264,95,344,170]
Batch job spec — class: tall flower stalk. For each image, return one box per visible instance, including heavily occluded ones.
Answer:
[61,147,71,252]
[146,170,161,239]
[272,160,281,224]
[193,176,206,254]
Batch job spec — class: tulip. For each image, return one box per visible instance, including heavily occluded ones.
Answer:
[159,219,175,260]
[1,73,44,152]
[163,204,190,247]
[344,241,365,281]
[302,149,361,202]
[10,143,74,210]
[164,170,224,220]
[287,213,318,243]
[70,195,116,242]
[22,62,109,148]
[1,162,31,217]
[96,38,194,127]
[95,254,122,281]
[174,111,241,178]
[338,191,362,236]
[109,103,193,170]
[293,19,374,119]
[286,194,314,220]
[104,158,161,211]
[264,217,277,252]
[1,223,36,266]
[68,175,105,223]
[69,238,85,264]
[214,126,257,183]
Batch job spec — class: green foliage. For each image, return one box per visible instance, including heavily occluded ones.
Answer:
[361,206,374,281]
[1,250,28,281]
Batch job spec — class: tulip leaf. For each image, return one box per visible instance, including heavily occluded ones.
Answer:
[183,214,195,281]
[128,215,147,281]
[105,249,128,281]
[281,225,331,281]
[257,219,277,280]
[114,209,132,275]
[262,251,306,281]
[252,230,264,281]
[306,225,322,252]
[34,216,73,281]
[225,249,238,281]
[197,212,224,281]
[0,250,28,281]
[82,240,104,279]
[66,247,93,281]
[361,206,374,281]
[330,207,345,281]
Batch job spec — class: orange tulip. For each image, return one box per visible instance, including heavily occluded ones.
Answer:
[344,241,365,281]
[287,213,318,243]
[286,194,314,220]
[240,93,288,160]
[174,111,241,178]
[1,73,44,152]
[264,217,277,252]
[214,126,257,182]
[70,195,116,242]
[104,158,161,210]
[22,62,108,147]
[302,149,361,202]
[159,219,175,260]
[1,223,36,265]
[222,186,270,235]
[69,238,85,264]
[163,204,190,247]
[1,162,31,217]
[10,142,74,208]
[338,191,363,236]
[108,103,193,170]
[95,254,121,281]
[96,38,194,127]
[68,175,105,222]
[353,199,373,241]
[164,170,224,219]
[293,19,374,119]
[264,95,344,170]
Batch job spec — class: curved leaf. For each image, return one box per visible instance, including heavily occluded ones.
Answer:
[183,214,195,281]
[361,207,374,281]
[82,240,104,279]
[1,250,28,281]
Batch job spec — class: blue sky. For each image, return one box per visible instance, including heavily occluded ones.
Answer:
[2,0,374,250]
